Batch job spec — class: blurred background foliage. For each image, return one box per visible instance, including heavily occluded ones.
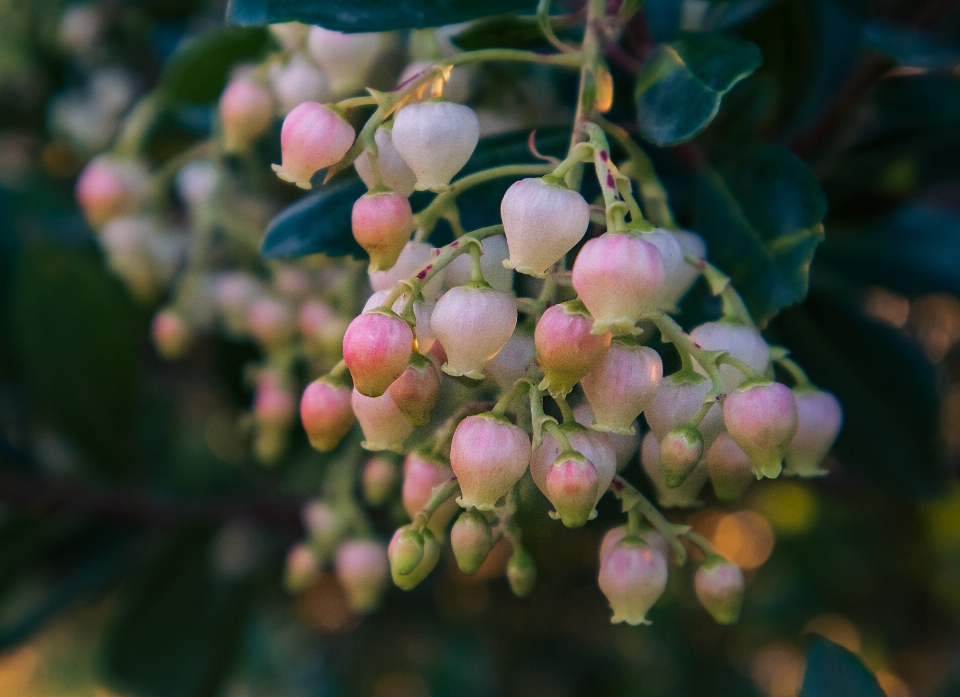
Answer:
[0,0,959,696]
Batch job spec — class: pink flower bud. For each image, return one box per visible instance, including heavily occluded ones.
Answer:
[664,230,706,309]
[402,453,458,536]
[351,191,414,273]
[248,297,296,350]
[535,301,610,398]
[451,509,494,574]
[640,431,708,508]
[307,27,380,94]
[389,526,440,590]
[431,285,517,379]
[598,537,668,625]
[219,78,273,153]
[580,342,662,434]
[723,380,799,479]
[254,371,296,427]
[351,389,414,453]
[643,228,686,311]
[501,178,590,276]
[660,425,705,488]
[574,405,640,471]
[572,232,666,335]
[301,379,355,451]
[599,525,669,562]
[285,542,319,591]
[335,539,389,612]
[151,308,190,359]
[354,127,417,197]
[546,454,599,528]
[694,556,744,625]
[390,526,425,575]
[273,267,314,301]
[507,549,536,597]
[343,310,413,397]
[363,290,437,354]
[690,321,770,391]
[388,353,440,426]
[646,373,724,446]
[362,456,398,506]
[450,414,531,510]
[272,102,355,189]
[531,427,616,509]
[270,54,327,114]
[391,101,480,190]
[485,332,536,391]
[76,156,148,228]
[704,433,755,502]
[301,500,342,548]
[784,389,843,477]
[444,234,513,292]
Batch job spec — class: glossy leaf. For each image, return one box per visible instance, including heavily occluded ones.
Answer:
[692,144,826,325]
[800,639,885,697]
[227,0,537,32]
[635,33,762,146]
[774,291,948,496]
[159,26,271,105]
[451,14,573,51]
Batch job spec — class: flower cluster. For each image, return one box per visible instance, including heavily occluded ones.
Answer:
[75,10,843,626]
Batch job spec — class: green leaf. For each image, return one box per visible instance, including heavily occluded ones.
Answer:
[819,205,960,300]
[159,26,271,105]
[863,21,960,70]
[635,33,762,146]
[261,177,368,260]
[800,639,885,697]
[101,525,264,697]
[227,0,537,32]
[451,14,555,50]
[9,242,140,476]
[692,144,826,325]
[774,291,948,496]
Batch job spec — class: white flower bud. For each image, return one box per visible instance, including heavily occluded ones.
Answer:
[392,101,479,190]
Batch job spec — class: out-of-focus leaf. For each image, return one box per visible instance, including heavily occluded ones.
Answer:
[261,177,368,260]
[261,130,570,260]
[635,33,762,145]
[819,205,960,299]
[644,0,682,42]
[9,243,139,475]
[101,525,263,697]
[864,21,960,70]
[703,0,776,31]
[451,13,574,50]
[692,144,826,325]
[800,639,885,697]
[774,291,948,496]
[159,26,271,105]
[227,0,537,32]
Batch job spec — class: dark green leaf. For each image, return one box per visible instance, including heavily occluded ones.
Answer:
[800,639,885,697]
[864,21,960,70]
[451,13,571,51]
[692,144,826,325]
[228,0,537,32]
[160,26,271,105]
[819,205,960,299]
[261,177,368,260]
[635,33,762,145]
[9,242,140,475]
[774,290,948,496]
[101,525,264,697]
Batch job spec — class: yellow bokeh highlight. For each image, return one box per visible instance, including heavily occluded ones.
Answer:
[804,614,861,654]
[711,510,775,570]
[751,642,805,697]
[751,482,819,536]
[922,485,960,553]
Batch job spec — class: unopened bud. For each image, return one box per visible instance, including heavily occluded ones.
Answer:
[723,380,799,479]
[362,456,398,507]
[598,537,667,625]
[660,425,705,488]
[694,556,744,625]
[352,191,415,273]
[535,301,610,398]
[507,549,536,597]
[272,101,355,189]
[343,310,413,397]
[450,414,531,511]
[285,543,319,592]
[151,308,191,359]
[300,379,355,452]
[451,509,494,575]
[389,526,440,590]
[546,453,600,528]
[335,539,389,612]
[219,78,273,153]
[388,353,440,426]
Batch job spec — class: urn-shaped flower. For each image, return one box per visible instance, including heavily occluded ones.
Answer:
[723,380,799,478]
[300,378,355,451]
[598,537,668,625]
[342,310,413,397]
[431,285,517,380]
[580,342,662,434]
[535,301,610,398]
[391,101,479,190]
[272,102,355,189]
[450,414,531,510]
[783,389,843,477]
